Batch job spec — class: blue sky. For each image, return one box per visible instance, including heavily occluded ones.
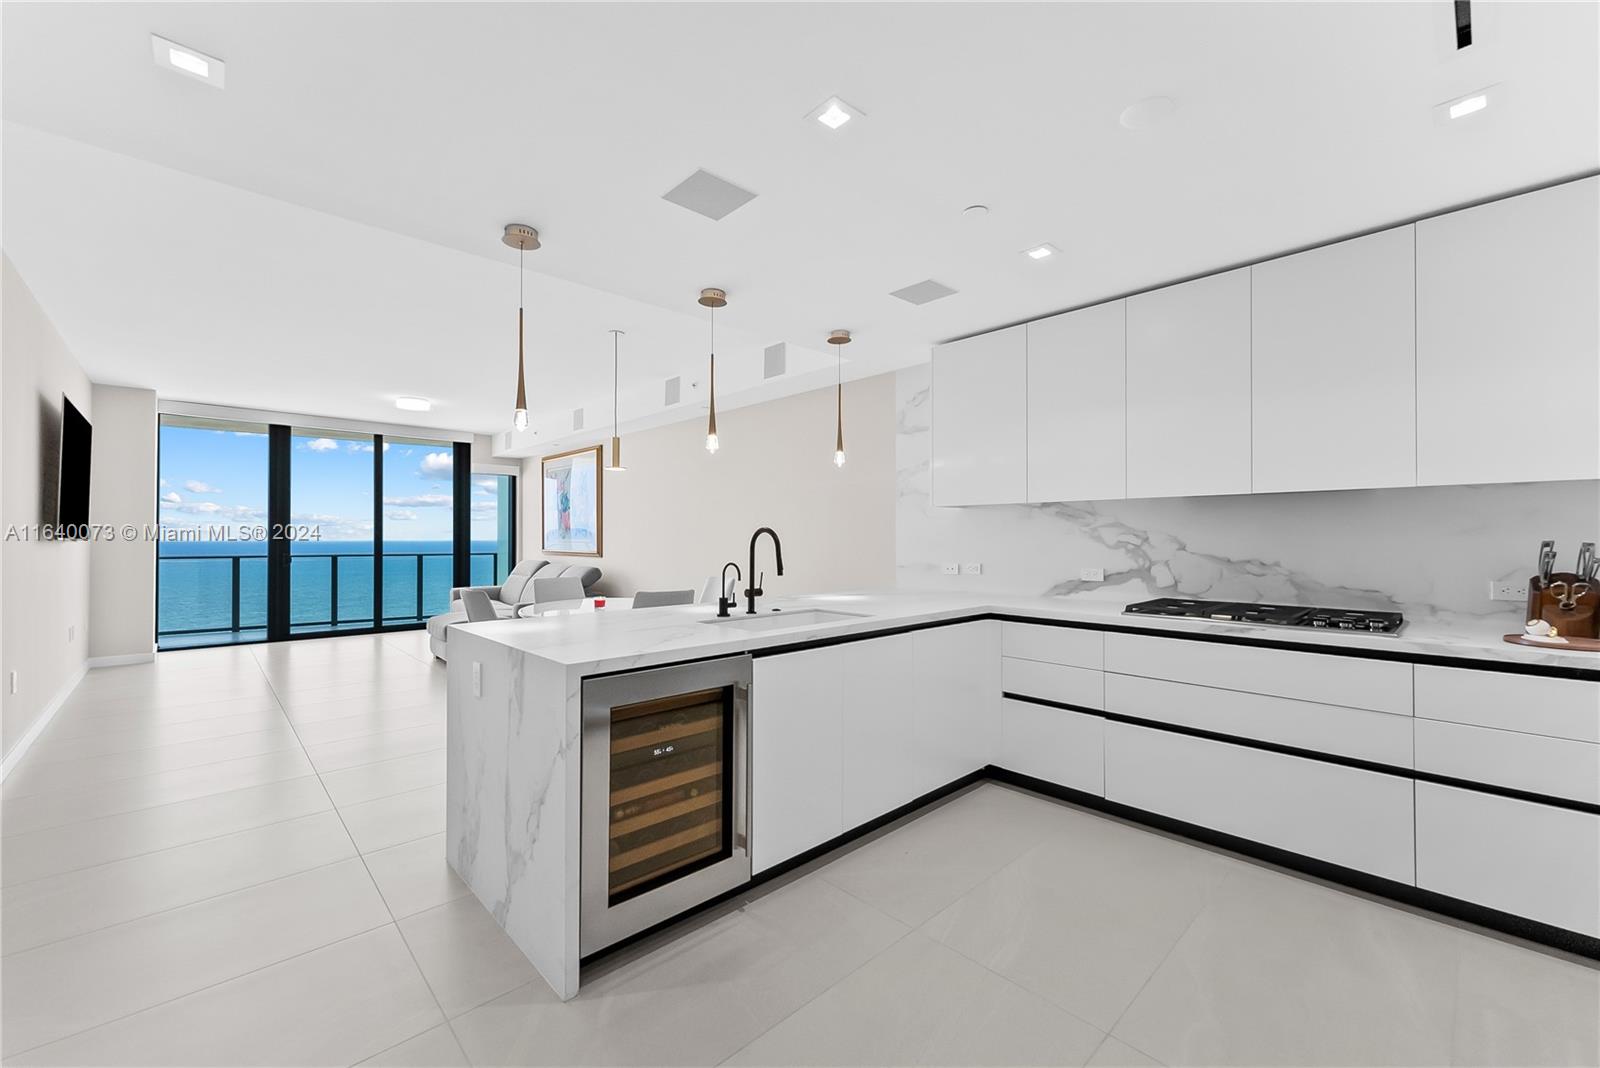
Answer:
[158,422,504,543]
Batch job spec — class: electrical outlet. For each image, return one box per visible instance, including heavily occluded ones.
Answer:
[1489,578,1529,603]
[8,671,17,695]
[1079,567,1105,583]
[941,562,959,576]
[962,562,982,575]
[471,661,482,698]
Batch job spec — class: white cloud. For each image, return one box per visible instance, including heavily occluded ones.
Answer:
[474,478,498,490]
[304,438,339,452]
[386,509,419,522]
[346,441,390,454]
[161,491,182,505]
[183,479,222,494]
[419,452,453,478]
[381,493,452,508]
[162,501,264,518]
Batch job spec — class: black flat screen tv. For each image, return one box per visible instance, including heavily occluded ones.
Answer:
[56,395,92,537]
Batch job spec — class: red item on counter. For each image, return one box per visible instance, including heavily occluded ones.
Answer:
[593,597,606,609]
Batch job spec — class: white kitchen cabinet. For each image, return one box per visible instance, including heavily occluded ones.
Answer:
[1414,665,1600,743]
[1414,718,1600,806]
[1416,783,1600,937]
[1416,176,1600,485]
[1000,697,1104,795]
[839,633,919,828]
[751,647,844,873]
[1001,622,1103,669]
[1104,721,1415,883]
[1251,226,1416,492]
[1026,301,1126,502]
[931,324,1028,506]
[1001,657,1104,710]
[910,622,999,795]
[1125,268,1252,499]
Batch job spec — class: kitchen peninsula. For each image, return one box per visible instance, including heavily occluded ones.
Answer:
[445,591,1600,1001]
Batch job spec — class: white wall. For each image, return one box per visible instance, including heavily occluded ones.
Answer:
[88,384,158,663]
[2,255,92,761]
[896,363,1600,624]
[520,374,896,599]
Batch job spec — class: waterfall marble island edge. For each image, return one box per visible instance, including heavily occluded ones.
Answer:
[442,591,1600,1000]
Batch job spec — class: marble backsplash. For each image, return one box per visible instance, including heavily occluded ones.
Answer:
[894,364,1600,622]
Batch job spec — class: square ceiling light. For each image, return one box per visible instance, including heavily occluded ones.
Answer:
[661,169,758,221]
[1435,85,1499,124]
[151,34,225,88]
[889,279,958,306]
[1023,243,1061,261]
[808,96,865,131]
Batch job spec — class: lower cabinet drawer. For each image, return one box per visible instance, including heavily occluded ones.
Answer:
[1001,657,1103,710]
[1416,782,1600,937]
[1414,718,1600,805]
[1103,722,1414,883]
[999,697,1103,796]
[1105,673,1412,767]
[1415,665,1600,742]
[1001,622,1103,670]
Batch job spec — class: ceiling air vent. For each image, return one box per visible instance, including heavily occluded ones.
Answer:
[664,376,681,406]
[763,343,787,379]
[662,169,758,221]
[889,279,958,305]
[572,408,584,431]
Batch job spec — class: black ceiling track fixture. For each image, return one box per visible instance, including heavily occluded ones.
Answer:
[1455,0,1473,49]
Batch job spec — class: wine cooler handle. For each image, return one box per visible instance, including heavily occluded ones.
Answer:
[736,680,752,853]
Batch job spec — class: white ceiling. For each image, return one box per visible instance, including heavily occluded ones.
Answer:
[3,2,1596,451]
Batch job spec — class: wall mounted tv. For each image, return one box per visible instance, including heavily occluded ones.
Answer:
[56,395,92,537]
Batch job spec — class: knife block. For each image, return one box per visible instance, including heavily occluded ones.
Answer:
[1524,574,1599,639]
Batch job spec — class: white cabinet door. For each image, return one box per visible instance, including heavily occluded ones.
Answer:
[1251,226,1416,492]
[910,621,999,794]
[1026,301,1126,502]
[931,325,1028,506]
[1104,721,1415,883]
[1125,268,1252,499]
[751,647,843,873]
[1416,783,1600,937]
[840,633,919,828]
[1416,176,1600,485]
[1000,698,1104,795]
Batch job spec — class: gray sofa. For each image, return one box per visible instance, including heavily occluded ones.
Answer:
[427,559,602,659]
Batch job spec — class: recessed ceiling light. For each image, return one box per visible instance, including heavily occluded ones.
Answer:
[1434,85,1499,124]
[1448,92,1488,119]
[808,96,864,131]
[395,397,432,412]
[151,34,225,88]
[1023,243,1060,261]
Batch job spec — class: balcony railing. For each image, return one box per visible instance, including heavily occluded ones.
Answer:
[156,551,501,641]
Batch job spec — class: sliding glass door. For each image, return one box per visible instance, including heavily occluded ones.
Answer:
[472,472,516,585]
[156,415,486,649]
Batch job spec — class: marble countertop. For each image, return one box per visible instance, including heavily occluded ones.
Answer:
[453,590,1600,678]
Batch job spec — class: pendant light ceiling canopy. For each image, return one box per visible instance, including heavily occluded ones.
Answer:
[503,223,541,431]
[699,287,727,454]
[828,329,850,468]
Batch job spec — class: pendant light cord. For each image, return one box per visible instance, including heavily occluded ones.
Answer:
[612,331,620,435]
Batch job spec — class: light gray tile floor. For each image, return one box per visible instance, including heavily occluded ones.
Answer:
[3,633,1595,1066]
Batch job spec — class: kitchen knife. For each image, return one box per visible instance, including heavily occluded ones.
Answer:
[1538,540,1556,585]
[1576,542,1595,585]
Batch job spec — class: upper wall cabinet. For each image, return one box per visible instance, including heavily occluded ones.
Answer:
[1126,268,1252,499]
[1027,301,1126,503]
[1251,225,1417,493]
[1416,176,1599,486]
[932,324,1027,506]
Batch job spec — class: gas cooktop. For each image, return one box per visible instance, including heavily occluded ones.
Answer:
[1123,598,1404,634]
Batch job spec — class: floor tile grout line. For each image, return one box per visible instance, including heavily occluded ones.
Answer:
[2,919,401,1061]
[23,714,300,765]
[0,849,365,960]
[251,638,472,1063]
[14,723,306,777]
[1,739,312,803]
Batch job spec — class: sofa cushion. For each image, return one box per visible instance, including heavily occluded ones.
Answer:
[555,564,601,592]
[498,559,549,604]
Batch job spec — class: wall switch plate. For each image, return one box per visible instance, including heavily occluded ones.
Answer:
[941,562,959,576]
[962,563,982,575]
[8,671,17,695]
[67,624,75,643]
[1079,567,1106,583]
[471,662,482,698]
[1489,578,1529,602]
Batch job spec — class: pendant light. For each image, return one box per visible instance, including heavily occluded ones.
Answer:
[502,224,541,431]
[699,288,727,453]
[605,329,626,472]
[828,330,850,467]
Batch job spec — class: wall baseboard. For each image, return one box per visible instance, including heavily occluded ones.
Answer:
[0,662,87,781]
[87,652,155,668]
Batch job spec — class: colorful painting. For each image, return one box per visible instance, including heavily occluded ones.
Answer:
[541,445,602,556]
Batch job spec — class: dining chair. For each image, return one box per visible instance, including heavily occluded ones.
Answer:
[633,589,696,609]
[531,575,586,603]
[460,588,500,622]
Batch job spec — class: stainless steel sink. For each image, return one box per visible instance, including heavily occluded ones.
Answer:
[700,609,868,630]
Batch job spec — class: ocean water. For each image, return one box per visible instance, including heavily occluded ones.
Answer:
[157,540,506,635]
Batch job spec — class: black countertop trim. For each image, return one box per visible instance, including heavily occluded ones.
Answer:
[1002,690,1600,817]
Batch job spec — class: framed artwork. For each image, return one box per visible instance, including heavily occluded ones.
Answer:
[541,445,603,556]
